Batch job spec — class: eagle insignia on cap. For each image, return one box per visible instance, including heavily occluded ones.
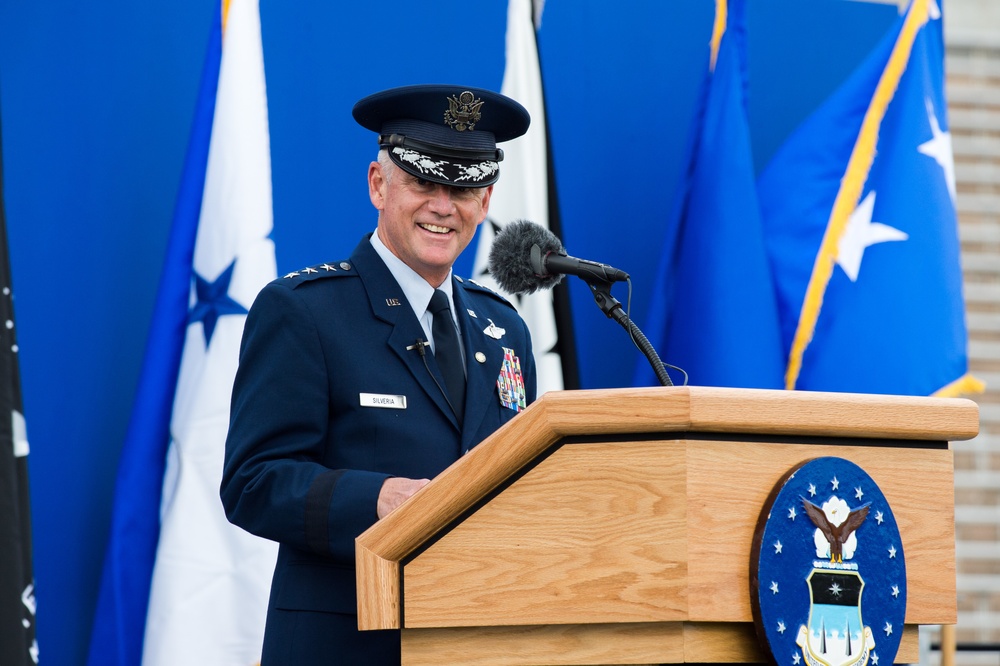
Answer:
[444,91,484,132]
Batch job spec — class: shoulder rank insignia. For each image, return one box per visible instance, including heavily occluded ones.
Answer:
[462,277,515,309]
[283,261,354,285]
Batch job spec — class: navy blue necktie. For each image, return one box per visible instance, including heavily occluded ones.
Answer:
[429,289,465,421]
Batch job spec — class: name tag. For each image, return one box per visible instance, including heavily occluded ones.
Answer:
[360,393,407,409]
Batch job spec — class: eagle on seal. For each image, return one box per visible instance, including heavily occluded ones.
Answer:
[802,498,870,563]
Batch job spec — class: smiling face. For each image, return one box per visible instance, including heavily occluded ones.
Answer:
[369,154,493,287]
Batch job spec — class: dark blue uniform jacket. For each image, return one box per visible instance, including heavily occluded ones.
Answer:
[221,236,536,664]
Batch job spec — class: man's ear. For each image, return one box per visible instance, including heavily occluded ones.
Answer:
[477,184,495,224]
[368,162,386,210]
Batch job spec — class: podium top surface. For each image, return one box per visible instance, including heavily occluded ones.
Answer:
[357,386,978,564]
[526,385,980,441]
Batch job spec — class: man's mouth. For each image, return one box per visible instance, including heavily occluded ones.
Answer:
[419,223,452,235]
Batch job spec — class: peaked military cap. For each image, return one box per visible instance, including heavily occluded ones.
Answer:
[352,84,530,188]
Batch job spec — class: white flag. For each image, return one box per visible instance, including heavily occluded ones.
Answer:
[142,0,278,663]
[472,0,564,395]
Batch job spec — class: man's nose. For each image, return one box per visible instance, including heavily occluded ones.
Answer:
[427,184,457,213]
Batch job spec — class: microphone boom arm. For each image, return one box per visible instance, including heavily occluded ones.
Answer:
[585,279,673,387]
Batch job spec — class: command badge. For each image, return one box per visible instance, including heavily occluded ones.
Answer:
[751,457,906,666]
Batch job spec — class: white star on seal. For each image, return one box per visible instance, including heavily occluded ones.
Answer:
[891,585,900,598]
[884,621,893,636]
[872,652,880,665]
[875,510,884,525]
[917,97,956,203]
[770,581,779,595]
[793,653,801,665]
[788,507,797,521]
[888,544,897,559]
[837,191,908,282]
[774,540,783,554]
[855,486,864,500]
[777,620,786,634]
[829,582,842,597]
[808,483,817,497]
[831,476,840,491]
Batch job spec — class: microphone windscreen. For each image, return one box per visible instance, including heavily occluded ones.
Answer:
[487,220,565,294]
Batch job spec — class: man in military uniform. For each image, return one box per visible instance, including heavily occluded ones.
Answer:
[221,84,537,664]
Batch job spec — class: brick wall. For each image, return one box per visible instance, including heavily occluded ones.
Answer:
[948,39,1000,649]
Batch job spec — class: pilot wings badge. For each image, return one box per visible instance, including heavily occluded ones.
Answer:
[483,319,506,340]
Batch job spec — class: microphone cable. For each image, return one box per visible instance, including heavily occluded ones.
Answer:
[407,339,461,418]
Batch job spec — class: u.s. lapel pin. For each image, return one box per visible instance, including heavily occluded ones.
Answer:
[483,319,506,340]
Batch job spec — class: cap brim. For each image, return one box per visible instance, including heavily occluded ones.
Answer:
[388,146,500,187]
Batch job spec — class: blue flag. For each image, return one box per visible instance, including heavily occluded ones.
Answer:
[87,1,278,664]
[635,0,785,389]
[757,0,980,396]
[85,10,220,664]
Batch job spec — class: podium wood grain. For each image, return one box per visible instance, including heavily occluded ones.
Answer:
[355,386,977,663]
[401,439,954,627]
[398,624,919,665]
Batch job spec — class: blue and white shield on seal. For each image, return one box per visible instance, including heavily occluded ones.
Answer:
[796,569,875,666]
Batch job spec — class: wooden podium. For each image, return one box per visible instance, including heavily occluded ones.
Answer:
[356,387,979,665]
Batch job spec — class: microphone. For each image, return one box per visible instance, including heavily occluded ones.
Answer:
[406,340,430,354]
[487,220,629,295]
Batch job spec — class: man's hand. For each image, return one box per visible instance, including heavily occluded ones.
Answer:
[377,477,430,519]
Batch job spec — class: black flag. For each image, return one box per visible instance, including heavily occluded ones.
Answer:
[0,106,38,665]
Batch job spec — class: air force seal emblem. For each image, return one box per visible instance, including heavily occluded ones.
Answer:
[751,457,906,666]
